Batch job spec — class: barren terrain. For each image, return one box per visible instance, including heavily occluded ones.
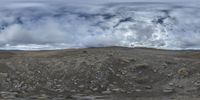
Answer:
[0,47,200,100]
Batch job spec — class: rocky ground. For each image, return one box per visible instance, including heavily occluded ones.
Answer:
[0,47,200,100]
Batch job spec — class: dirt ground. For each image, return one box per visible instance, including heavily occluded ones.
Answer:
[0,47,200,100]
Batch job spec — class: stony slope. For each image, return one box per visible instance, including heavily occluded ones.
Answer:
[0,47,200,100]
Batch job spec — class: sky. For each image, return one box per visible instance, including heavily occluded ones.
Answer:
[0,0,200,50]
[1,0,199,4]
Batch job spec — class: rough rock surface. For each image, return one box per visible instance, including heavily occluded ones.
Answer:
[0,47,200,100]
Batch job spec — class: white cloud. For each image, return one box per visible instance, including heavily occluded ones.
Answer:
[0,0,200,50]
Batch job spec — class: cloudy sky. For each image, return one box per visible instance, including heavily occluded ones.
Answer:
[0,0,200,50]
[1,0,199,4]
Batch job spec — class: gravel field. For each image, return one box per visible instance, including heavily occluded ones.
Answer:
[0,47,200,100]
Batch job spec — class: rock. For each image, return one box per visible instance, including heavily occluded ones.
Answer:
[177,68,189,77]
[29,94,48,99]
[84,90,92,93]
[92,88,98,91]
[135,77,149,84]
[0,73,8,77]
[78,85,85,88]
[82,50,88,54]
[107,53,114,57]
[126,91,132,94]
[121,58,130,63]
[135,89,142,92]
[0,91,18,99]
[194,81,200,87]
[121,70,127,75]
[116,74,121,77]
[112,82,117,84]
[176,85,183,88]
[56,89,64,93]
[167,73,173,77]
[73,82,78,85]
[102,90,111,94]
[0,63,12,73]
[39,94,49,99]
[162,87,175,93]
[112,88,121,92]
[71,95,95,100]
[169,82,174,86]
[186,87,199,92]
[128,58,136,62]
[153,69,157,73]
[135,64,149,70]
[144,85,152,89]
[70,90,76,93]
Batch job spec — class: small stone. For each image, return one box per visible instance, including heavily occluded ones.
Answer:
[70,90,76,93]
[40,94,48,99]
[177,68,189,77]
[72,95,95,100]
[108,67,115,73]
[186,87,199,92]
[163,87,174,93]
[121,58,130,63]
[78,85,85,88]
[0,92,17,99]
[116,74,121,77]
[30,94,48,99]
[135,77,148,84]
[197,73,200,76]
[135,89,142,92]
[112,82,117,84]
[144,85,152,89]
[121,70,127,75]
[169,82,174,86]
[112,88,121,92]
[82,50,88,54]
[176,85,183,88]
[127,91,132,94]
[153,69,157,73]
[46,82,52,87]
[120,89,126,93]
[167,73,173,77]
[16,71,20,75]
[162,65,167,69]
[102,90,111,94]
[194,81,200,87]
[0,73,8,77]
[128,58,136,62]
[84,90,92,93]
[92,88,98,91]
[56,89,64,93]
[135,64,149,69]
[131,76,137,79]
[107,53,114,57]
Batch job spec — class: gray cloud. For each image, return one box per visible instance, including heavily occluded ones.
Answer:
[0,0,200,50]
